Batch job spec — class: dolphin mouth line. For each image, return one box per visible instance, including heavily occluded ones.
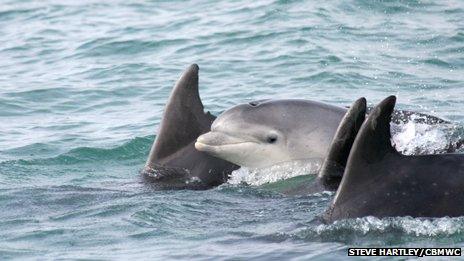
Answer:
[195,141,257,151]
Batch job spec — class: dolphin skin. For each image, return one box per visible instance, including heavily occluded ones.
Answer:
[195,98,347,169]
[280,97,367,195]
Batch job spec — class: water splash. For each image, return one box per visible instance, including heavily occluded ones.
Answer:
[391,119,464,155]
[228,160,321,186]
[1,0,464,258]
[314,216,464,238]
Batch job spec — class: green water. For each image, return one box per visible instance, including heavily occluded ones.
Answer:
[1,0,464,259]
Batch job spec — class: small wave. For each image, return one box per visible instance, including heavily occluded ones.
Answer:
[347,0,433,14]
[75,38,188,57]
[312,216,464,239]
[2,136,152,166]
[421,58,453,68]
[0,8,38,21]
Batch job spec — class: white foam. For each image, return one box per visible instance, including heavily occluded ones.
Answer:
[315,216,464,237]
[391,121,453,155]
[228,160,321,186]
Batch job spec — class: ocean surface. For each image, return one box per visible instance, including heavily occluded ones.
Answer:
[1,0,464,259]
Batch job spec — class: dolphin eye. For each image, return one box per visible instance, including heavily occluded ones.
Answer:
[266,134,278,144]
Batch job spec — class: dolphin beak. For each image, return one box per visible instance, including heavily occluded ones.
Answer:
[195,131,250,153]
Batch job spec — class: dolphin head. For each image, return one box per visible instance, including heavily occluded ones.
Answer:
[195,100,291,168]
[195,99,345,168]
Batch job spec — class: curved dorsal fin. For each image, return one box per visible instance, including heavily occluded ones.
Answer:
[349,95,398,166]
[325,96,399,221]
[318,97,366,189]
[331,96,399,201]
[147,64,215,163]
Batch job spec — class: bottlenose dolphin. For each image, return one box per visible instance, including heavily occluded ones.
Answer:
[195,99,347,169]
[324,96,464,222]
[143,64,239,188]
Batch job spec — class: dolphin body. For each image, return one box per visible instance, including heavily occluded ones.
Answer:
[142,64,239,189]
[324,96,464,222]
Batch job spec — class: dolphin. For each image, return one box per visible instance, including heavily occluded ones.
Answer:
[195,98,450,170]
[142,64,239,189]
[195,99,348,169]
[324,96,464,222]
[143,64,457,192]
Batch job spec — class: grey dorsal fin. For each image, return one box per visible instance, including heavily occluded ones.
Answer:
[147,64,215,162]
[318,97,366,190]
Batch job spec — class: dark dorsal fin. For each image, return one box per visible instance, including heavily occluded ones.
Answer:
[325,96,399,221]
[334,96,398,192]
[146,64,215,163]
[318,97,367,190]
[349,95,398,165]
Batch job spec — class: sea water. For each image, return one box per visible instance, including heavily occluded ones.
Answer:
[1,0,464,259]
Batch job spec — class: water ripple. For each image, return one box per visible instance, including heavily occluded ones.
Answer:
[1,0,464,259]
